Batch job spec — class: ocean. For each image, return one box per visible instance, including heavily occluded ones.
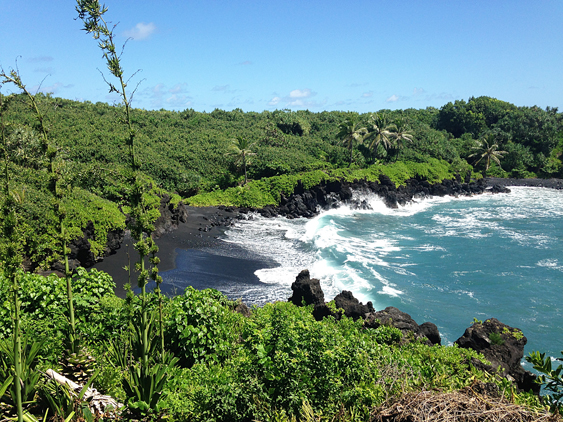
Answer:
[224,187,562,360]
[163,187,563,362]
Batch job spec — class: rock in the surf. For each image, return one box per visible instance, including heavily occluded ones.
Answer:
[455,318,538,393]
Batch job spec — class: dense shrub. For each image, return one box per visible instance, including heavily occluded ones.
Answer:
[164,287,244,367]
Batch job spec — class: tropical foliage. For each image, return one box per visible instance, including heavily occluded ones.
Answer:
[0,1,562,420]
[0,274,550,420]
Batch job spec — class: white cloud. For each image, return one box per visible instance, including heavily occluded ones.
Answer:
[34,82,72,95]
[413,87,426,96]
[124,22,156,40]
[268,96,281,106]
[140,83,192,109]
[169,83,187,94]
[267,88,325,109]
[27,56,53,63]
[289,88,312,98]
[386,94,400,103]
[362,91,373,98]
[166,94,191,108]
[33,67,53,74]
[212,85,230,92]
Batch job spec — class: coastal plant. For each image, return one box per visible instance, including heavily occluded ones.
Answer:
[502,326,524,341]
[469,134,507,176]
[76,0,171,413]
[336,115,368,167]
[0,336,44,419]
[488,331,505,346]
[365,113,395,161]
[164,287,243,367]
[526,351,563,414]
[0,87,26,422]
[0,67,82,360]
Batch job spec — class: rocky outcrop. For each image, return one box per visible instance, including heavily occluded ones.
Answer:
[455,318,538,393]
[288,270,441,346]
[287,272,537,391]
[50,194,188,273]
[365,307,442,346]
[289,269,326,307]
[49,223,125,274]
[333,290,375,320]
[487,184,511,194]
[255,175,489,219]
[153,194,189,238]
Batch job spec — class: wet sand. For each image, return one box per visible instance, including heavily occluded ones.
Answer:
[94,206,277,298]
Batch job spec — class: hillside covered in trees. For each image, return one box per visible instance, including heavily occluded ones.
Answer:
[1,92,562,270]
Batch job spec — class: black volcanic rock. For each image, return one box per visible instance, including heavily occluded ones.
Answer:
[288,269,325,307]
[153,194,189,238]
[288,271,442,346]
[66,222,125,270]
[333,290,374,320]
[418,322,442,346]
[487,184,511,194]
[365,306,442,346]
[455,318,538,393]
[258,174,499,220]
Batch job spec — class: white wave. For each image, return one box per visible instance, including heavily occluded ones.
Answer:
[379,284,403,297]
[537,259,563,272]
[415,244,447,252]
[220,186,563,317]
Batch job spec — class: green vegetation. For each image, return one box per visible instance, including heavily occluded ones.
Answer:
[0,273,550,420]
[526,351,563,415]
[0,1,561,420]
[488,332,505,346]
[226,136,257,185]
[187,159,461,208]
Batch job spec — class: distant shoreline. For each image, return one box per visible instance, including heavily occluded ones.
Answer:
[486,177,563,189]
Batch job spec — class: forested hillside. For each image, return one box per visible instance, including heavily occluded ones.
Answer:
[2,91,562,270]
[4,94,563,200]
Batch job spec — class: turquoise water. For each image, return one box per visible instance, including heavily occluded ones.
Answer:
[223,187,563,360]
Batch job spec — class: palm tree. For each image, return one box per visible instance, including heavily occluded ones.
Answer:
[227,136,256,184]
[365,113,394,160]
[389,117,415,160]
[469,135,507,176]
[336,116,367,167]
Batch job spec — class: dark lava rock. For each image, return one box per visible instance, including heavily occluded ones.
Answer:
[288,271,442,346]
[65,222,125,270]
[333,290,374,320]
[288,269,325,307]
[365,306,441,346]
[418,321,442,346]
[487,184,511,194]
[153,194,189,238]
[455,318,538,393]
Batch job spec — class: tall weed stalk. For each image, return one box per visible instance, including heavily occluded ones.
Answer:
[76,0,171,412]
[0,87,24,422]
[0,68,79,355]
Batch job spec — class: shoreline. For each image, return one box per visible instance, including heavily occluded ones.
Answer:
[485,176,563,189]
[94,177,563,298]
[94,206,277,298]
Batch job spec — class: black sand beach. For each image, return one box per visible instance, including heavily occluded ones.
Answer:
[94,206,277,299]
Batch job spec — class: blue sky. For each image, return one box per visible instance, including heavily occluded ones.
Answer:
[1,1,562,113]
